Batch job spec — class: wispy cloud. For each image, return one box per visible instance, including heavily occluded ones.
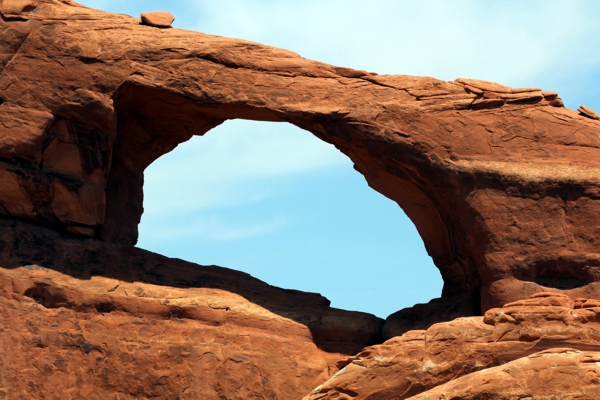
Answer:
[142,120,349,215]
[80,0,600,99]
[140,212,288,244]
[188,1,600,89]
[139,118,348,246]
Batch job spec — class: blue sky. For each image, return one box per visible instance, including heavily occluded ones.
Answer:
[78,0,600,318]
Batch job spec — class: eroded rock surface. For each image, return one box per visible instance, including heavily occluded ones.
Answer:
[2,1,600,318]
[305,292,600,399]
[140,11,174,28]
[409,348,600,400]
[2,1,600,399]
[0,219,382,399]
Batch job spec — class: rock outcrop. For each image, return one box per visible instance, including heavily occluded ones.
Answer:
[408,348,600,399]
[2,1,600,321]
[2,0,600,398]
[140,11,174,29]
[0,219,382,399]
[305,292,600,399]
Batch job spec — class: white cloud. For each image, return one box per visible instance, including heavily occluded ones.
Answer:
[142,120,349,215]
[188,0,600,88]
[141,213,288,244]
[77,0,600,94]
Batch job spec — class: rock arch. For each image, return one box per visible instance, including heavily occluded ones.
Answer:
[105,79,468,300]
[2,0,600,320]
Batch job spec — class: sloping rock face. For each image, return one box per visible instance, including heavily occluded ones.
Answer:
[305,292,600,399]
[2,1,600,399]
[0,218,382,399]
[408,348,600,400]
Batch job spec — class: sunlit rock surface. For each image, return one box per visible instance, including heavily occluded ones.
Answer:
[305,293,600,399]
[0,219,382,398]
[2,0,600,398]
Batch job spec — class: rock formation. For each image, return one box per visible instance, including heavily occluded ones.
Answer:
[2,0,600,398]
[305,292,600,399]
[140,11,174,29]
[0,219,382,398]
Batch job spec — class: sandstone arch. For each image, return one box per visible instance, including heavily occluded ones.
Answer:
[106,81,457,292]
[2,0,600,322]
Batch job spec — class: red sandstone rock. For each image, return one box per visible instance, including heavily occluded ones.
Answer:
[1,270,331,399]
[1,0,39,14]
[305,292,600,399]
[0,219,382,399]
[579,104,600,120]
[382,291,478,339]
[0,1,600,320]
[140,11,175,28]
[2,0,600,320]
[409,348,600,399]
[3,1,600,398]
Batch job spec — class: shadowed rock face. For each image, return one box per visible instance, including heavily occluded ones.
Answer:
[3,2,600,397]
[0,218,384,399]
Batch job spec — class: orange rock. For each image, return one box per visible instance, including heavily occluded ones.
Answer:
[579,104,600,120]
[0,166,35,218]
[0,219,383,399]
[542,90,559,99]
[1,0,38,14]
[3,2,600,398]
[503,291,575,308]
[409,348,600,399]
[582,299,600,308]
[141,11,175,28]
[305,294,600,399]
[463,84,484,95]
[455,77,513,93]
[575,297,588,309]
[1,0,599,316]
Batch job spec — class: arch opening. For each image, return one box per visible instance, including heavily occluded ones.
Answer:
[105,82,476,319]
[137,118,443,318]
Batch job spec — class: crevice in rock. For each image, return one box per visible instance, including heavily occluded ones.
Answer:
[94,301,116,313]
[23,281,70,308]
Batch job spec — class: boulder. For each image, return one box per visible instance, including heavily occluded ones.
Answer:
[141,11,175,28]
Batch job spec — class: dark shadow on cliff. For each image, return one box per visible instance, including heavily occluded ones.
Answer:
[0,216,386,355]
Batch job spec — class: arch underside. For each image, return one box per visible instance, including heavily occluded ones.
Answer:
[106,83,473,301]
[2,0,600,323]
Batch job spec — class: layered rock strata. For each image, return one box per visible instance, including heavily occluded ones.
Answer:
[408,348,600,399]
[305,292,600,399]
[2,1,600,399]
[2,1,600,319]
[0,219,382,399]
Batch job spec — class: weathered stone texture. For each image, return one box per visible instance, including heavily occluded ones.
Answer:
[408,348,600,399]
[0,219,382,399]
[2,0,600,317]
[305,292,600,399]
[3,1,600,398]
[140,11,175,28]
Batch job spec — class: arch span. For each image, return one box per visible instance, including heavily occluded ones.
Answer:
[2,1,600,322]
[135,118,444,318]
[105,81,470,301]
